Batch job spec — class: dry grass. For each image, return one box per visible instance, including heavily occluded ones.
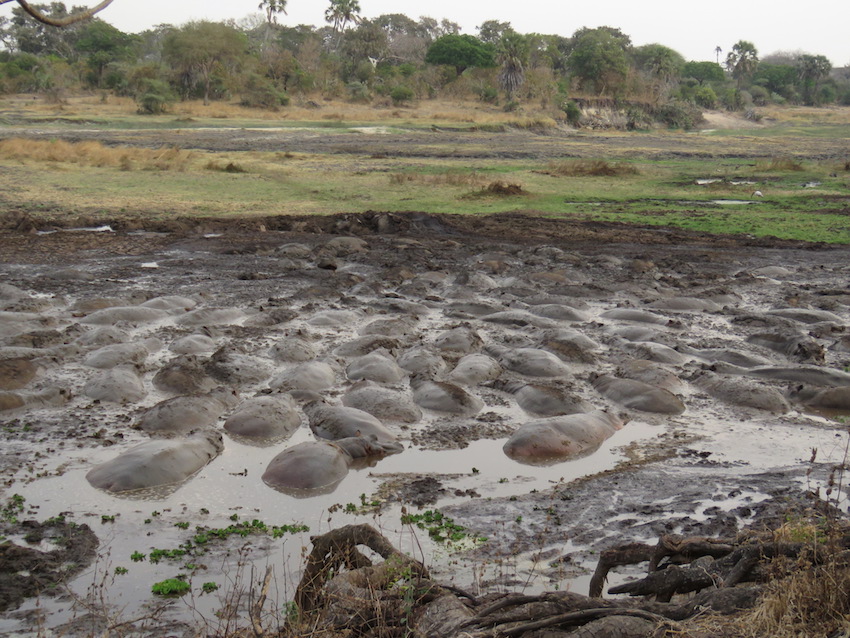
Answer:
[545,159,640,177]
[388,171,486,187]
[0,137,193,171]
[755,157,805,172]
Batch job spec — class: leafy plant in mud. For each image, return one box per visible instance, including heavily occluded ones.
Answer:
[151,577,190,597]
[1,494,25,523]
[400,509,486,547]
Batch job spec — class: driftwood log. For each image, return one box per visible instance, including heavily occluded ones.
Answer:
[291,526,786,638]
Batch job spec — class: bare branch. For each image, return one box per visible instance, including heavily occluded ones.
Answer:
[10,0,115,27]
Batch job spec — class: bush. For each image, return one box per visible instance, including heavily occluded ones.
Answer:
[749,85,770,106]
[136,79,175,115]
[240,74,290,110]
[390,85,414,106]
[502,99,520,113]
[560,100,582,126]
[477,85,498,104]
[656,101,703,130]
[346,81,371,103]
[693,85,717,109]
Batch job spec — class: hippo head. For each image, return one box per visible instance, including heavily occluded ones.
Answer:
[336,434,404,458]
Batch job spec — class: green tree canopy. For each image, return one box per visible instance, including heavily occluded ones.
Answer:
[162,21,247,105]
[477,19,511,45]
[725,40,758,88]
[797,54,832,105]
[567,27,630,94]
[682,60,725,84]
[424,33,495,75]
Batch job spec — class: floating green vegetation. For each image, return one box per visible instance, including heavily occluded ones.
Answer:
[1,494,25,523]
[151,577,190,597]
[400,509,486,548]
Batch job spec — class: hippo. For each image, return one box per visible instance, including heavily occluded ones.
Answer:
[81,306,170,326]
[137,387,239,435]
[307,309,363,328]
[170,334,217,355]
[715,364,850,387]
[600,308,672,326]
[691,371,790,413]
[433,326,483,354]
[486,379,591,417]
[342,381,422,424]
[141,295,198,311]
[346,350,406,383]
[538,329,599,364]
[485,345,570,378]
[176,307,246,326]
[83,342,152,369]
[269,361,337,393]
[767,308,843,325]
[262,438,386,495]
[0,358,38,390]
[205,348,273,387]
[791,385,850,411]
[676,345,773,368]
[528,304,588,322]
[447,353,503,386]
[398,347,447,377]
[223,394,301,441]
[335,335,401,358]
[359,317,417,337]
[591,374,685,414]
[268,336,318,363]
[481,311,557,330]
[410,375,484,415]
[619,341,686,365]
[746,333,825,364]
[303,400,403,453]
[503,411,625,463]
[0,386,71,412]
[84,367,147,404]
[647,297,722,312]
[87,430,224,494]
[74,326,128,348]
[616,360,686,394]
[153,355,219,395]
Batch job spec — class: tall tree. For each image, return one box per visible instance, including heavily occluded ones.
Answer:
[567,27,630,94]
[725,40,758,88]
[477,19,511,45]
[497,29,528,99]
[258,0,287,25]
[424,33,495,75]
[324,0,361,35]
[162,21,247,105]
[797,54,832,105]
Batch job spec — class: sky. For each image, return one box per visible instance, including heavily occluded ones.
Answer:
[9,0,850,66]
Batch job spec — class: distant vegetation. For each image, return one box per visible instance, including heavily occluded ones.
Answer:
[0,2,848,128]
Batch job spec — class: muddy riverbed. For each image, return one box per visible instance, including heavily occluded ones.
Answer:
[1,211,849,636]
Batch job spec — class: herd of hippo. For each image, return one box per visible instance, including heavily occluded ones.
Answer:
[3,224,850,507]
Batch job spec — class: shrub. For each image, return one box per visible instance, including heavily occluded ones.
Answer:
[346,81,371,103]
[390,85,414,106]
[151,577,190,596]
[136,78,175,115]
[656,101,703,130]
[560,100,582,126]
[694,85,718,109]
[749,85,770,106]
[240,74,290,110]
[477,85,498,104]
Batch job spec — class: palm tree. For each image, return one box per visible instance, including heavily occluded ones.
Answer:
[258,0,287,25]
[324,0,361,35]
[497,30,528,100]
[725,40,758,88]
[715,46,722,65]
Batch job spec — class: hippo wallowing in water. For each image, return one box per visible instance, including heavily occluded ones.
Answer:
[84,367,146,404]
[484,345,570,378]
[137,387,239,435]
[342,381,422,424]
[503,411,625,464]
[486,379,591,417]
[410,375,484,415]
[0,386,71,412]
[691,371,790,413]
[87,430,224,494]
[346,349,406,383]
[303,400,403,454]
[447,353,502,386]
[591,373,685,414]
[262,436,388,495]
[223,394,301,441]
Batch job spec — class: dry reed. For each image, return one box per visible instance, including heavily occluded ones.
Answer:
[0,138,193,171]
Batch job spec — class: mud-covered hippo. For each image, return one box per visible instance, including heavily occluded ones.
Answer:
[691,371,790,413]
[345,349,406,383]
[0,358,38,390]
[447,353,502,386]
[87,430,223,493]
[80,306,170,326]
[262,436,388,495]
[342,381,422,424]
[410,375,484,415]
[0,386,71,412]
[484,345,570,378]
[223,394,301,441]
[303,400,403,453]
[84,367,146,404]
[591,373,685,414]
[137,387,239,435]
[486,379,591,417]
[153,355,219,395]
[433,326,483,354]
[269,360,337,393]
[503,411,625,463]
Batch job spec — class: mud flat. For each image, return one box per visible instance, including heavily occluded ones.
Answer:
[1,212,848,634]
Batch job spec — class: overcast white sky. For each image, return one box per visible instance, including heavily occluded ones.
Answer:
[10,0,850,66]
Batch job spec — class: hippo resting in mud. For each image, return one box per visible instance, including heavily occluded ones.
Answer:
[262,436,392,495]
[86,430,224,493]
[503,411,625,464]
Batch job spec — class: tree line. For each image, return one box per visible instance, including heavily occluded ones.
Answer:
[0,1,847,124]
